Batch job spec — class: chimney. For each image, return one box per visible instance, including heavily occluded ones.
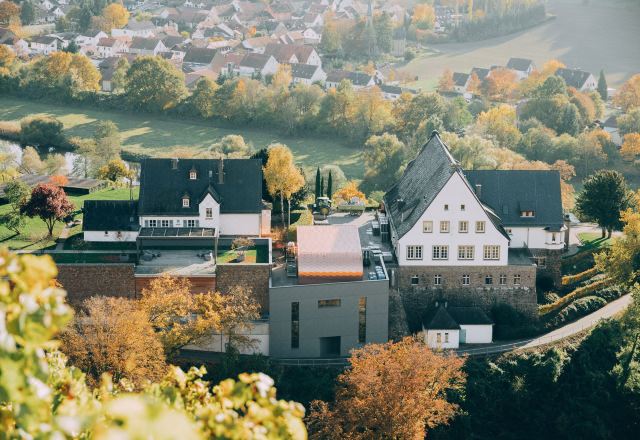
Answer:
[475,184,482,199]
[218,158,224,184]
[444,301,448,308]
[435,301,439,308]
[171,158,179,170]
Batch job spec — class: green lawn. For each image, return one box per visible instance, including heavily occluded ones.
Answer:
[216,244,269,264]
[0,187,138,251]
[0,96,363,179]
[577,232,613,251]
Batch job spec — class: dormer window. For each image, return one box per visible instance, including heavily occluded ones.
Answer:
[189,170,197,180]
[182,197,190,208]
[520,210,535,217]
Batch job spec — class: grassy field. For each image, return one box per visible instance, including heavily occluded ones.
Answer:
[0,96,363,179]
[0,187,138,251]
[401,0,640,91]
[577,232,613,251]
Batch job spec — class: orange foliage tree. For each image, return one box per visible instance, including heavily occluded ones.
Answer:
[438,68,455,92]
[467,71,481,94]
[333,181,365,203]
[307,336,465,440]
[482,68,517,101]
[614,74,640,112]
[621,133,640,162]
[49,174,69,186]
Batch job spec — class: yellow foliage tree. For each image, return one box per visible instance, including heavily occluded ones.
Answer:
[333,181,365,204]
[271,64,292,89]
[263,144,305,226]
[467,71,481,94]
[474,104,521,148]
[101,3,130,31]
[621,133,640,162]
[0,44,15,68]
[438,68,455,92]
[483,67,517,101]
[614,74,640,112]
[412,4,435,29]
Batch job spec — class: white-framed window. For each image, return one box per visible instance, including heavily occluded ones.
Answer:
[444,332,449,343]
[534,257,546,268]
[406,245,423,260]
[514,274,521,285]
[458,245,474,260]
[189,170,197,180]
[436,332,442,343]
[160,219,172,228]
[485,275,493,285]
[434,274,442,285]
[422,221,433,233]
[459,221,469,233]
[205,208,213,219]
[185,219,199,228]
[499,274,507,285]
[461,204,466,211]
[432,245,449,260]
[462,274,470,285]
[411,275,419,285]
[444,204,449,211]
[506,228,513,235]
[440,221,450,233]
[182,198,190,208]
[483,245,500,260]
[476,221,486,233]
[104,231,109,236]
[552,232,557,243]
[520,210,535,217]
[146,219,157,228]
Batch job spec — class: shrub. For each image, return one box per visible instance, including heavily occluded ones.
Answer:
[562,266,599,286]
[20,116,64,147]
[539,278,610,315]
[287,208,313,241]
[594,285,624,302]
[561,249,597,275]
[0,120,20,140]
[404,49,416,62]
[544,296,607,329]
[492,304,539,340]
[539,291,560,305]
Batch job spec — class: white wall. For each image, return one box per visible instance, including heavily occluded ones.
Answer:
[424,329,460,349]
[84,230,139,242]
[219,214,261,236]
[508,227,564,250]
[198,194,220,230]
[397,172,510,267]
[185,321,269,355]
[460,324,493,344]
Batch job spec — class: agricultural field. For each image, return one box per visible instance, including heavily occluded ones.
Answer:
[401,0,640,91]
[0,97,363,179]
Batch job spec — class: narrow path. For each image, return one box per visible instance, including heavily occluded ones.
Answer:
[54,225,71,250]
[457,294,633,356]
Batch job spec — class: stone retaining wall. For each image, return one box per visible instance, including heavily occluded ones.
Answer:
[56,264,136,307]
[216,264,271,312]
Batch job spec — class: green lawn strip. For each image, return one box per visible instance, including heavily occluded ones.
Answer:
[0,96,363,179]
[577,232,613,251]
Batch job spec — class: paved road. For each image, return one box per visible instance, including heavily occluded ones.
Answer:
[457,294,633,356]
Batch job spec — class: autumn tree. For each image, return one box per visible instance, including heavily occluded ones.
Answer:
[20,183,74,235]
[189,77,218,118]
[19,146,45,174]
[139,276,260,360]
[111,57,129,93]
[97,158,133,186]
[474,104,521,148]
[596,207,640,286]
[412,4,436,29]
[333,181,365,204]
[482,67,517,101]
[614,74,640,112]
[308,337,465,440]
[212,134,252,158]
[438,68,455,92]
[49,175,69,187]
[621,133,640,163]
[271,64,292,89]
[101,2,129,31]
[263,144,305,226]
[467,71,481,94]
[125,56,187,111]
[60,296,167,389]
[361,133,406,193]
[576,170,632,238]
[0,44,15,69]
[0,1,19,26]
[320,12,341,54]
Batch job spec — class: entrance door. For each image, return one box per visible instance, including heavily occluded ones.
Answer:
[319,336,341,357]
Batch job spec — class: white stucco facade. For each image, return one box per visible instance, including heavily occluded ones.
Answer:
[424,329,460,349]
[507,226,565,250]
[84,230,139,242]
[394,172,509,267]
[219,213,262,236]
[459,324,493,344]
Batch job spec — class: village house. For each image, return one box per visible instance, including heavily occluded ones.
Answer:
[182,47,219,70]
[218,53,279,78]
[452,72,470,94]
[555,67,598,92]
[506,57,536,81]
[290,63,326,85]
[112,19,157,38]
[325,70,375,90]
[421,304,494,349]
[75,30,108,49]
[129,37,167,56]
[28,35,61,55]
[95,38,129,58]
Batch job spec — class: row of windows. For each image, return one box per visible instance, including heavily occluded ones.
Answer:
[423,221,485,234]
[407,245,501,261]
[411,273,522,286]
[144,219,200,228]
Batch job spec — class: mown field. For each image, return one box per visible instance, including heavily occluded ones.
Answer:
[0,187,139,250]
[0,97,363,179]
[401,0,640,91]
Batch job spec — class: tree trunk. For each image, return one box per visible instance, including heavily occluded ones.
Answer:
[608,227,613,239]
[287,198,291,228]
[601,227,606,238]
[280,193,285,226]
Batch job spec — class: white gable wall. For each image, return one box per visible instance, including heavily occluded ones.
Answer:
[219,214,261,236]
[508,227,564,250]
[396,172,509,267]
[198,194,220,230]
[459,324,492,344]
[424,329,459,349]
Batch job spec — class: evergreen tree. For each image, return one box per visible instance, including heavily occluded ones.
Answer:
[78,6,93,32]
[598,70,608,101]
[20,1,35,25]
[320,176,325,197]
[327,171,333,199]
[315,167,321,200]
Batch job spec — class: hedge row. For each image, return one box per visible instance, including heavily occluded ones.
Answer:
[539,278,611,316]
[544,296,608,330]
[561,266,600,286]
[286,209,313,241]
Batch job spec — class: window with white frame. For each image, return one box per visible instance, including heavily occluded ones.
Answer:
[461,204,466,211]
[459,221,468,233]
[499,274,507,285]
[182,197,190,208]
[483,245,500,260]
[406,245,423,260]
[458,245,474,260]
[185,219,199,228]
[432,245,449,260]
[436,333,442,343]
[160,219,172,228]
[411,275,419,285]
[189,170,197,180]
[534,257,546,268]
[423,221,433,233]
[552,232,557,243]
[476,221,486,233]
[485,275,493,285]
[434,274,442,285]
[145,219,157,228]
[444,204,449,211]
[440,221,450,233]
[205,208,213,219]
[462,274,470,285]
[514,274,521,285]
[444,332,449,343]
[520,210,535,217]
[104,231,109,236]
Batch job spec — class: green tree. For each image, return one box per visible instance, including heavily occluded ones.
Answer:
[20,0,35,25]
[0,179,29,234]
[93,120,122,167]
[190,77,218,118]
[62,40,79,53]
[598,69,608,101]
[619,108,640,136]
[315,167,321,200]
[125,56,187,111]
[111,57,129,93]
[327,170,333,199]
[20,116,64,147]
[212,134,252,158]
[361,133,406,193]
[374,12,394,53]
[534,75,567,98]
[78,6,93,32]
[576,170,632,238]
[20,183,75,236]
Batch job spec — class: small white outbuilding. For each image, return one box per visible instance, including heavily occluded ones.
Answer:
[422,305,494,349]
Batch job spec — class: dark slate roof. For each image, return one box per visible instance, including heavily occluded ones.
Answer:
[183,47,218,64]
[383,133,460,239]
[290,63,319,79]
[130,37,161,50]
[379,84,403,95]
[161,35,186,49]
[448,307,494,325]
[453,72,469,87]
[506,57,534,72]
[240,53,272,69]
[83,200,139,231]
[137,158,263,216]
[326,70,373,86]
[422,306,460,330]
[555,67,593,89]
[470,67,490,81]
[464,170,564,229]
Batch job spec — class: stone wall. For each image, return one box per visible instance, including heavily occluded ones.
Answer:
[531,248,563,289]
[134,276,216,296]
[395,265,538,331]
[216,264,271,312]
[56,264,136,307]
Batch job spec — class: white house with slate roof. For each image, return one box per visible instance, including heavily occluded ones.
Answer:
[83,158,270,241]
[555,67,597,92]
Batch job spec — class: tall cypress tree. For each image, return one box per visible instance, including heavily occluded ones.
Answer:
[327,171,333,199]
[315,167,321,200]
[598,70,608,101]
[320,176,325,197]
